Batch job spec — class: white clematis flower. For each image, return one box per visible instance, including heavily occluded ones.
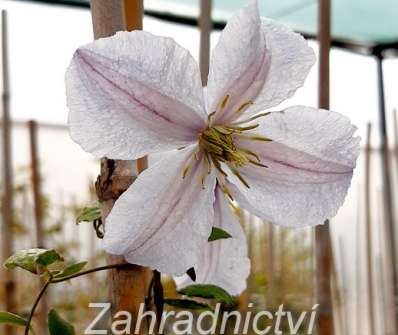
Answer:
[66,1,360,295]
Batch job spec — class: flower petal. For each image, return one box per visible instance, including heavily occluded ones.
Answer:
[66,31,206,159]
[206,0,315,123]
[174,186,250,295]
[246,19,316,117]
[206,1,268,122]
[103,146,217,275]
[228,106,360,227]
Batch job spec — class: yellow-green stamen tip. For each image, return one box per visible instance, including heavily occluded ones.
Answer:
[187,97,272,190]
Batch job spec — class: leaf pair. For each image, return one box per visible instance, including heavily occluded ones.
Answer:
[4,248,87,280]
[4,249,63,275]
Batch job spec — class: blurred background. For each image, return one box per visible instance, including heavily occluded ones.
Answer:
[0,0,397,334]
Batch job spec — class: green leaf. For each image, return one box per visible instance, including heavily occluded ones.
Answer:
[178,284,235,306]
[54,261,88,279]
[48,309,75,335]
[0,311,28,327]
[208,227,232,242]
[0,311,35,334]
[76,206,101,224]
[164,299,212,311]
[4,249,64,274]
[36,250,64,268]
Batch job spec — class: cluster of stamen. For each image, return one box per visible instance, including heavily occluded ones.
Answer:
[183,95,272,195]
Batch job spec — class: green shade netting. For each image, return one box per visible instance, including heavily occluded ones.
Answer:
[24,0,398,46]
[147,0,398,46]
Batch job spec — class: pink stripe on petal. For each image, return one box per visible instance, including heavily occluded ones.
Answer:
[67,31,205,160]
[228,106,360,227]
[104,146,217,276]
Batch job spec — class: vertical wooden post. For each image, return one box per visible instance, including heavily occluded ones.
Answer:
[199,0,212,86]
[364,122,376,335]
[376,54,398,334]
[315,0,334,334]
[1,10,16,335]
[393,109,398,156]
[28,120,47,333]
[28,121,44,248]
[123,0,143,31]
[90,1,151,333]
[355,192,363,335]
[266,223,275,309]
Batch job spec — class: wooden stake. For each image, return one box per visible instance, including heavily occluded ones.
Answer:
[266,222,275,309]
[355,183,363,335]
[199,0,212,86]
[364,123,376,334]
[90,1,151,333]
[123,0,143,31]
[393,109,398,157]
[1,10,16,335]
[376,55,398,334]
[28,120,47,333]
[315,0,334,334]
[28,121,44,248]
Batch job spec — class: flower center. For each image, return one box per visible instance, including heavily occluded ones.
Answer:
[182,96,273,195]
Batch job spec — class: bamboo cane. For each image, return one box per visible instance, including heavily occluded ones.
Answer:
[315,0,334,334]
[1,10,16,335]
[266,222,275,309]
[28,121,44,248]
[376,55,398,335]
[377,186,396,335]
[199,0,212,86]
[28,120,47,334]
[355,182,363,335]
[364,123,376,334]
[90,1,151,333]
[393,109,398,159]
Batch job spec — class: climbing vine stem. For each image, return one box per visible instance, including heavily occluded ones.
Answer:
[24,263,137,335]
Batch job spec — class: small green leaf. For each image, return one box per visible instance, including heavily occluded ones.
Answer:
[0,311,28,327]
[164,299,212,311]
[4,249,64,274]
[54,261,88,279]
[76,206,101,224]
[0,311,35,334]
[178,284,235,306]
[208,227,232,242]
[36,250,64,268]
[48,309,75,335]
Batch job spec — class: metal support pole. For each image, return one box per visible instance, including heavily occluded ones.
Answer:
[376,54,398,334]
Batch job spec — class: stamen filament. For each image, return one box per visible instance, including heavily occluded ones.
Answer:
[209,155,228,176]
[238,147,261,162]
[226,162,250,189]
[233,101,253,119]
[231,112,271,125]
[207,111,216,124]
[220,95,230,110]
[192,95,273,190]
[204,152,212,174]
[237,134,272,142]
[248,159,268,168]
[182,164,191,179]
[226,124,260,132]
